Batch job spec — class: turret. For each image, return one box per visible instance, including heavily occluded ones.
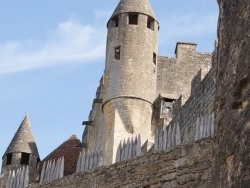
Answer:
[102,0,159,164]
[1,114,40,185]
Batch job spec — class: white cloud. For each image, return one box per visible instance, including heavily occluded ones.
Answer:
[94,10,112,21]
[0,18,106,74]
[159,12,218,40]
[157,11,218,56]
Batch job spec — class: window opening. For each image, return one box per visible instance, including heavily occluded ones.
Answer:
[20,152,30,165]
[128,13,138,25]
[147,16,155,31]
[111,16,119,28]
[6,153,12,165]
[160,98,175,119]
[115,46,121,60]
[153,53,157,65]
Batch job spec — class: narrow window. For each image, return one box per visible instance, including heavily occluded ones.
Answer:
[20,152,30,165]
[115,46,121,60]
[111,16,119,28]
[6,153,12,165]
[153,53,157,64]
[128,13,138,25]
[147,16,155,31]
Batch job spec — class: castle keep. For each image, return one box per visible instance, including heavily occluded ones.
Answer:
[82,0,212,165]
[0,0,249,187]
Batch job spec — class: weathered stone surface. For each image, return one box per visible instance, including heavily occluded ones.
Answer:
[0,115,40,187]
[2,0,249,187]
[162,180,178,188]
[161,172,177,182]
[83,0,213,167]
[29,139,213,188]
[212,0,250,187]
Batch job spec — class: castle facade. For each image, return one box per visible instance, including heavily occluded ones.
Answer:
[1,0,249,187]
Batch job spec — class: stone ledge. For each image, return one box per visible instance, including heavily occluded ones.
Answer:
[82,121,94,126]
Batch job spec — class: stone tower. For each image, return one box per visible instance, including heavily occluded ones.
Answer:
[0,114,40,186]
[102,0,159,164]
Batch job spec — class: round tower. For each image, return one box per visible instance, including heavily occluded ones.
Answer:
[1,114,40,185]
[102,0,159,164]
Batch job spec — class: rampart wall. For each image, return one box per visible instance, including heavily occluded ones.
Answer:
[170,66,216,143]
[156,44,212,104]
[82,78,106,154]
[84,42,214,160]
[29,138,213,188]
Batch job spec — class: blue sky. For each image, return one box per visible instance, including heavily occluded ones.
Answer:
[0,0,218,160]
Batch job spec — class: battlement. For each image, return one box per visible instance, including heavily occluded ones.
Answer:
[172,95,182,119]
[191,69,202,95]
[28,138,214,188]
[168,67,216,143]
[175,42,197,60]
[157,43,212,105]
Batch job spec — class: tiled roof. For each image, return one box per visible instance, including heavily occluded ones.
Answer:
[41,135,82,176]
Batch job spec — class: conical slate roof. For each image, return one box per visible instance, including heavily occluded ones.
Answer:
[4,114,40,158]
[110,0,157,20]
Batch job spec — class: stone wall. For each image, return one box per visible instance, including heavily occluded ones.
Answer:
[212,0,250,187]
[104,13,158,104]
[103,98,154,164]
[0,153,39,188]
[85,43,213,165]
[101,10,159,164]
[29,138,213,188]
[156,43,212,105]
[84,79,106,155]
[170,66,216,143]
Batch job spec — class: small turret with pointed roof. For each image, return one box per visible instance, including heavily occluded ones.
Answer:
[4,113,40,157]
[1,114,40,185]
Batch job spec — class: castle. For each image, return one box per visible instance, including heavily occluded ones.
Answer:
[0,0,249,187]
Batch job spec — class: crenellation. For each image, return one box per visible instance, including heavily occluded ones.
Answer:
[156,49,212,106]
[172,95,182,119]
[28,138,214,188]
[175,42,197,61]
[164,66,216,144]
[191,69,202,95]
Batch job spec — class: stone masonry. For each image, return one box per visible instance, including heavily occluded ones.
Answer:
[83,0,213,166]
[0,115,40,188]
[212,0,250,187]
[29,138,214,188]
[1,0,249,187]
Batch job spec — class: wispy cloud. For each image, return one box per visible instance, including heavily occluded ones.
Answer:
[0,18,106,74]
[158,11,218,55]
[159,12,218,41]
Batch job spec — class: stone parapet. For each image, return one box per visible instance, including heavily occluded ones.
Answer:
[29,138,213,188]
